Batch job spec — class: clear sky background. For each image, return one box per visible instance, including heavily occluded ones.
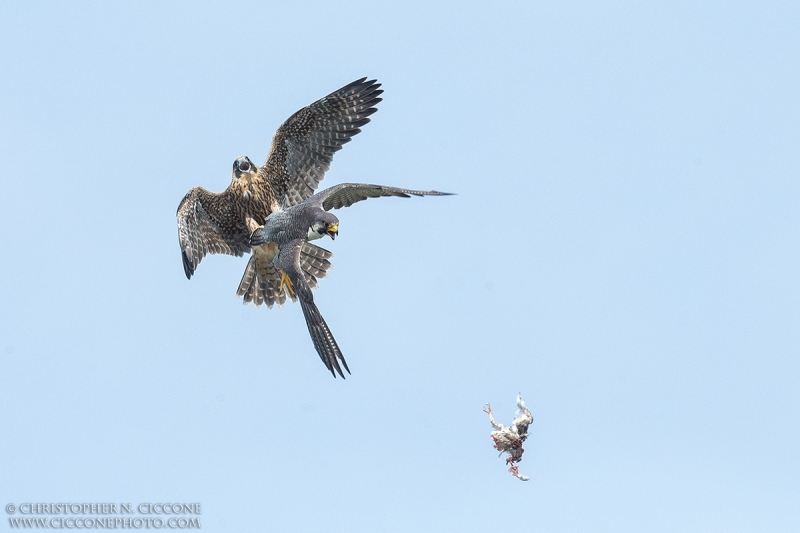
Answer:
[1,1,798,531]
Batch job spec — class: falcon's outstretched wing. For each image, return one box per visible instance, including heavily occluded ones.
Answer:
[310,183,453,211]
[259,78,383,208]
[177,187,251,279]
[275,239,350,379]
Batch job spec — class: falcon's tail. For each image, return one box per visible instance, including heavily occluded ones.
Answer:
[237,243,334,307]
[299,243,333,288]
[237,253,288,308]
[298,291,350,379]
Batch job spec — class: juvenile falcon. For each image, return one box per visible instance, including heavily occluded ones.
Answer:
[249,183,453,378]
[176,78,383,307]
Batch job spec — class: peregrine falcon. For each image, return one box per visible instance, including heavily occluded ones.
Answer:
[176,78,383,307]
[249,183,453,378]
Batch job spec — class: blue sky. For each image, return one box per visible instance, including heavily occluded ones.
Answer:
[1,1,798,531]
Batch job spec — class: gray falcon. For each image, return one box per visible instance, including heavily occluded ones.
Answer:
[249,183,453,378]
[176,78,382,306]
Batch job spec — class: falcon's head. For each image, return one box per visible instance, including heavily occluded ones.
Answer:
[308,212,339,241]
[232,156,258,183]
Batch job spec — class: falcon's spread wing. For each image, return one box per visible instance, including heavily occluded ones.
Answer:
[311,183,453,211]
[259,78,383,208]
[275,239,349,379]
[176,78,382,282]
[177,187,251,278]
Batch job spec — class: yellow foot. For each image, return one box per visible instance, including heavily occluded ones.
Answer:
[279,270,296,297]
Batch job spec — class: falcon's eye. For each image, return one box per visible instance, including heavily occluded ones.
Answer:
[238,161,251,172]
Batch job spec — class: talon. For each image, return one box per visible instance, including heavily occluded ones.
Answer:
[279,270,296,297]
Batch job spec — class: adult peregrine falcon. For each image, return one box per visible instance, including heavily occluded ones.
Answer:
[176,78,383,306]
[249,183,452,378]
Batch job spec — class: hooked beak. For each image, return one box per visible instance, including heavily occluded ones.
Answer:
[326,223,338,240]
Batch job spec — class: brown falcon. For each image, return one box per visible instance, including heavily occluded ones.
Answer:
[176,78,383,306]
